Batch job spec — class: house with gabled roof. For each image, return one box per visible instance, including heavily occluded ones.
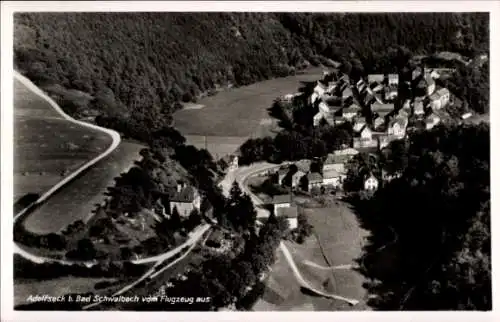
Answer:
[269,194,293,214]
[429,87,450,111]
[353,116,367,133]
[169,182,202,218]
[322,153,352,174]
[322,169,343,188]
[384,85,398,102]
[373,115,386,131]
[388,74,399,86]
[305,172,324,191]
[342,103,361,120]
[313,81,327,96]
[387,116,408,139]
[368,74,385,84]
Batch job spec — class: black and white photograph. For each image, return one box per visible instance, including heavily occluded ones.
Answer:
[1,1,497,320]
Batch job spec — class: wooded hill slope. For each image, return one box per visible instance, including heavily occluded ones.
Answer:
[14,12,488,140]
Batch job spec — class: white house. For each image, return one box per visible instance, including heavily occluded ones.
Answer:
[170,183,202,218]
[305,172,324,191]
[318,101,330,114]
[364,174,379,191]
[360,126,373,140]
[342,104,361,120]
[388,74,399,86]
[368,74,384,84]
[429,88,450,111]
[270,194,293,214]
[322,169,342,188]
[314,82,326,96]
[384,86,398,102]
[387,117,408,139]
[373,116,385,130]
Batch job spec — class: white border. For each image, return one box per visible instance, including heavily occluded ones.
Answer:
[1,1,499,322]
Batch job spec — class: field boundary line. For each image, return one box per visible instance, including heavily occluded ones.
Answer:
[13,71,120,263]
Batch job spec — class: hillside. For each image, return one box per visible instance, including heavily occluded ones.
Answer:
[14,12,488,143]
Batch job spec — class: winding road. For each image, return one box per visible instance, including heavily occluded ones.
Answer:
[12,73,209,268]
[224,162,360,306]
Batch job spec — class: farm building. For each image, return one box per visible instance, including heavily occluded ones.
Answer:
[169,183,202,217]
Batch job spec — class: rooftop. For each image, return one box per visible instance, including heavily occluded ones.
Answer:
[307,172,323,182]
[270,194,293,204]
[277,206,299,219]
[324,153,352,165]
[323,169,342,179]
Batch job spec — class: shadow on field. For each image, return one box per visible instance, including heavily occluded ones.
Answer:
[345,195,403,310]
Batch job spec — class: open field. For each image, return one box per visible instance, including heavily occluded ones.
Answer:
[254,236,363,311]
[14,78,112,201]
[21,141,144,234]
[305,202,371,310]
[173,68,323,157]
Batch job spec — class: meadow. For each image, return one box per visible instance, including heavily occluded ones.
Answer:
[14,78,112,201]
[173,68,323,157]
[22,141,144,234]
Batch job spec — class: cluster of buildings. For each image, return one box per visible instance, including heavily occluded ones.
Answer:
[274,147,359,192]
[309,66,454,151]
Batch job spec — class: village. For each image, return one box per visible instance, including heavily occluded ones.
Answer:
[240,62,477,231]
[153,63,474,234]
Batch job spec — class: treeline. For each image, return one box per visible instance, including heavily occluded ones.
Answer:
[128,213,289,311]
[14,13,488,142]
[440,61,490,114]
[345,123,490,310]
[239,122,353,165]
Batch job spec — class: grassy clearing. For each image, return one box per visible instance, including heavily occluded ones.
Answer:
[14,78,112,202]
[173,68,323,153]
[22,141,144,234]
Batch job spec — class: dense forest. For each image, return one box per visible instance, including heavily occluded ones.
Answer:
[14,12,488,141]
[345,123,490,310]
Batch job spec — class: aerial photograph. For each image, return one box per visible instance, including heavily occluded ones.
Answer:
[10,10,490,312]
